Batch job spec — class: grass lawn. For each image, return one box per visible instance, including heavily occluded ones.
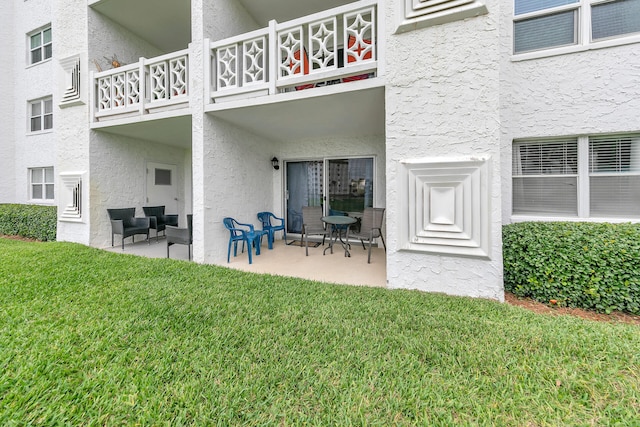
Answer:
[1,238,638,426]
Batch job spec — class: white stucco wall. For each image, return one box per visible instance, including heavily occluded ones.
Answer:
[57,1,185,246]
[88,132,190,248]
[8,0,55,205]
[53,0,92,244]
[0,1,16,203]
[384,0,504,300]
[202,0,258,41]
[88,8,163,70]
[198,116,276,264]
[499,1,640,223]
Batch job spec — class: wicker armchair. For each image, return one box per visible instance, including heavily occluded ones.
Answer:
[143,206,179,241]
[107,208,150,250]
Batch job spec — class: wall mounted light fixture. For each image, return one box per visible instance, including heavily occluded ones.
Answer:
[271,157,280,170]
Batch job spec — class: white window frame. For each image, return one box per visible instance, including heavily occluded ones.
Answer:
[513,0,640,60]
[28,97,53,133]
[512,133,640,221]
[396,0,488,33]
[29,167,55,202]
[28,25,52,65]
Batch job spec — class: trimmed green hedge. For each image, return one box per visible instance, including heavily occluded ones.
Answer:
[503,222,640,314]
[0,204,57,241]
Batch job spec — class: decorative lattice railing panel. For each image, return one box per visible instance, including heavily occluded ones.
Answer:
[92,49,189,120]
[243,37,266,85]
[149,62,167,102]
[309,18,338,73]
[209,0,378,101]
[216,45,238,90]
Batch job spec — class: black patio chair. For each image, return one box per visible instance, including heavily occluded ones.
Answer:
[166,214,193,260]
[107,208,150,250]
[143,206,179,241]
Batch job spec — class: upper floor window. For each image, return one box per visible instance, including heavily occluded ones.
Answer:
[514,0,640,54]
[512,134,640,218]
[30,167,55,201]
[29,97,53,132]
[29,26,52,65]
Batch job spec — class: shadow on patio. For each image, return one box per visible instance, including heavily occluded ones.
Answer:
[104,238,386,288]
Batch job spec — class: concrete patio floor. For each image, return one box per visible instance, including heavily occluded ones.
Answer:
[104,237,387,288]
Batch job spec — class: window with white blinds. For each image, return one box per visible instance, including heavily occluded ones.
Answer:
[592,0,640,41]
[514,0,640,54]
[512,139,578,215]
[589,135,640,217]
[513,134,640,218]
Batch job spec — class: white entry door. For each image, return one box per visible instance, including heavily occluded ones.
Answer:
[146,162,178,213]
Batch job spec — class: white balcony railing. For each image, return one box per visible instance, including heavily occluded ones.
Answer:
[91,49,189,121]
[208,0,378,103]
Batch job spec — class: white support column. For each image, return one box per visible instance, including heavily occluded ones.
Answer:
[139,57,146,115]
[202,39,211,106]
[268,20,278,95]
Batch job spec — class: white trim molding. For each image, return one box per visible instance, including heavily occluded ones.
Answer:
[395,0,488,33]
[399,155,491,258]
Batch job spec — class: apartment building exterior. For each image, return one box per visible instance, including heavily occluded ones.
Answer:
[1,0,639,301]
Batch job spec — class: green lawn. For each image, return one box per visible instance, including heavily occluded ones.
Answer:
[1,238,638,426]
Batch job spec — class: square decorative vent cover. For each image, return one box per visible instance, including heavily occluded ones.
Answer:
[399,156,491,258]
[59,54,83,107]
[396,0,487,33]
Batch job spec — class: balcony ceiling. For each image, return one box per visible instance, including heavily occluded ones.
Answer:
[208,85,385,143]
[238,0,358,27]
[94,115,192,149]
[89,0,355,52]
[89,0,191,53]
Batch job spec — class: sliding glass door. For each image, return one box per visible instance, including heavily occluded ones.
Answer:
[285,157,374,234]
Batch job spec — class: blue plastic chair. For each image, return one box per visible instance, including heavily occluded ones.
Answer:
[223,217,267,264]
[257,211,287,249]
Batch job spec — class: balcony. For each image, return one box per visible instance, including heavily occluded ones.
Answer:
[208,0,379,104]
[91,49,190,122]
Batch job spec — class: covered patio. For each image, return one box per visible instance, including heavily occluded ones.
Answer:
[104,237,386,287]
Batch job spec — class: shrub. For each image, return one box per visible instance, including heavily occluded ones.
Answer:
[503,222,640,314]
[0,204,57,241]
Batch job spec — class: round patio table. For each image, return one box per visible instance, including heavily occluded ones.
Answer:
[321,215,357,257]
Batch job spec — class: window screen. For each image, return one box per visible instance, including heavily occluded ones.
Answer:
[155,168,172,186]
[514,10,577,53]
[592,0,640,40]
[512,140,578,215]
[589,135,640,217]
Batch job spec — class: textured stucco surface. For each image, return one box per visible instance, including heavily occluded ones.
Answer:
[203,0,259,41]
[0,1,16,203]
[54,0,91,243]
[384,0,504,300]
[190,0,260,264]
[89,131,190,248]
[199,116,276,264]
[88,8,163,70]
[9,0,639,302]
[499,1,640,223]
[4,0,55,205]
